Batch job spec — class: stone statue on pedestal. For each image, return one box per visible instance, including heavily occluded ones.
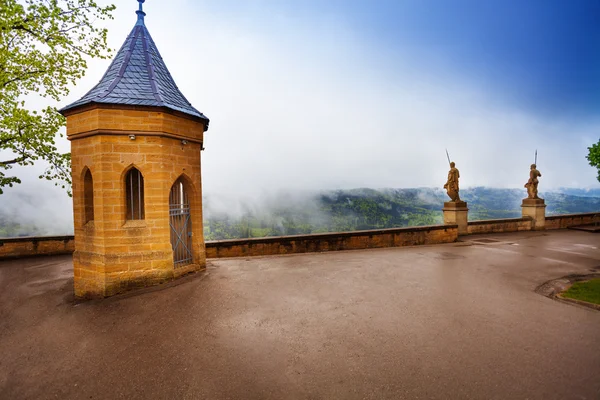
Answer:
[444,162,461,202]
[522,163,546,229]
[524,164,542,200]
[442,161,468,234]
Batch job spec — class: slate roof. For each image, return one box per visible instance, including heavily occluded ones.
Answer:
[60,9,209,126]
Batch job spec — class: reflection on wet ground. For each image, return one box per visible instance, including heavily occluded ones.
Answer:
[0,229,599,399]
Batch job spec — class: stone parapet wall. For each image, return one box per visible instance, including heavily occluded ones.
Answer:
[205,225,458,258]
[467,217,533,235]
[2,212,598,261]
[545,212,600,230]
[0,236,75,259]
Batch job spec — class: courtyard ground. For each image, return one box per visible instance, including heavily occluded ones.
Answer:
[0,230,599,399]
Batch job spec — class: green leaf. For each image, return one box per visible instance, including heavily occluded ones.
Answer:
[586,140,600,183]
[0,0,115,195]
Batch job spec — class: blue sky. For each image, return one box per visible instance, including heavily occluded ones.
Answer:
[3,0,599,232]
[209,0,600,119]
[24,0,600,188]
[358,0,600,119]
[177,0,599,191]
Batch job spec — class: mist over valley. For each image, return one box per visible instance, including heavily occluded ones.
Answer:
[2,186,599,239]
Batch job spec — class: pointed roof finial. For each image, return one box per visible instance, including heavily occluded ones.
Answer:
[136,0,146,25]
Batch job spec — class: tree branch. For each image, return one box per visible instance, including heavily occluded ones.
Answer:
[0,155,27,166]
[0,137,16,147]
[2,70,48,88]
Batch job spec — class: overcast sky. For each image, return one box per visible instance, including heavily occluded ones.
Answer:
[2,0,599,231]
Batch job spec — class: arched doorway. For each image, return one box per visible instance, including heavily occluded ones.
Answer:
[169,178,193,266]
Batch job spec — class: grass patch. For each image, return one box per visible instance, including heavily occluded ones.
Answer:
[562,279,600,305]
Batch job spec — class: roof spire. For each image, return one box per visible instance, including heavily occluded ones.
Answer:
[136,0,146,25]
[59,0,209,125]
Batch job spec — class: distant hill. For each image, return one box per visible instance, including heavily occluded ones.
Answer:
[463,187,600,219]
[0,212,44,238]
[0,191,49,237]
[554,188,600,198]
[202,187,600,240]
[1,187,599,239]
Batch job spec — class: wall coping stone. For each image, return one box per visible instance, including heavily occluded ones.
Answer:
[1,212,598,247]
[468,217,531,226]
[0,235,74,244]
[205,224,458,247]
[546,212,599,220]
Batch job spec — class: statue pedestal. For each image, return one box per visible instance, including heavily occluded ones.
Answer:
[521,198,546,230]
[443,201,469,235]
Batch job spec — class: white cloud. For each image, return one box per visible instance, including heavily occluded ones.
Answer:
[1,1,598,233]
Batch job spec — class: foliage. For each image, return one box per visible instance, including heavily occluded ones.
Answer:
[2,187,599,238]
[562,279,600,305]
[0,0,115,194]
[586,139,600,183]
[202,187,600,240]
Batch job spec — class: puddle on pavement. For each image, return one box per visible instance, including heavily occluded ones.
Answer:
[432,252,465,260]
[469,238,515,246]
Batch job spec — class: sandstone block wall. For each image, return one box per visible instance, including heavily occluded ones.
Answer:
[2,212,599,265]
[66,105,207,298]
[546,212,600,230]
[467,217,533,235]
[65,104,205,142]
[205,225,459,258]
[0,236,74,259]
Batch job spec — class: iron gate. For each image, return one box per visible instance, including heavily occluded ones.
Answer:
[169,179,193,267]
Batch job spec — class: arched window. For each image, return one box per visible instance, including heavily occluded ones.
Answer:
[125,168,145,220]
[83,169,94,223]
[169,177,192,266]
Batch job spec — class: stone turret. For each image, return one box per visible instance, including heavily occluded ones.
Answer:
[60,0,210,298]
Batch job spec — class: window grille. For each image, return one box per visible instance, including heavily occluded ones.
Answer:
[169,179,193,266]
[125,168,145,220]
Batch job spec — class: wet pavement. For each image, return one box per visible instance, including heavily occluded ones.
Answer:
[0,229,599,399]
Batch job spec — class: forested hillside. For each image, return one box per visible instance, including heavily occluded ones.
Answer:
[1,187,599,239]
[203,187,600,240]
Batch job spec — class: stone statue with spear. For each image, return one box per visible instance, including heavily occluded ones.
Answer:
[443,149,461,202]
[525,150,542,200]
